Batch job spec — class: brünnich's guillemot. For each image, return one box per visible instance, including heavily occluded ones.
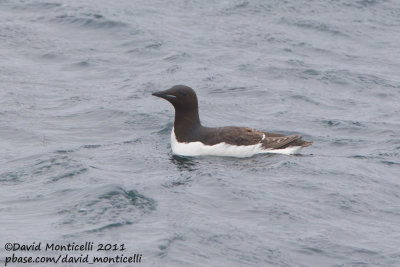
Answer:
[152,85,312,158]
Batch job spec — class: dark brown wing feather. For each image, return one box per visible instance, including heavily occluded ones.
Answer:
[210,127,264,145]
[261,134,301,149]
[202,127,300,147]
[195,126,312,148]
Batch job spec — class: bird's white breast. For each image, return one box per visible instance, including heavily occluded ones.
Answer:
[170,127,302,157]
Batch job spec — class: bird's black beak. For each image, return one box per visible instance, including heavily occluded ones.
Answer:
[152,90,176,101]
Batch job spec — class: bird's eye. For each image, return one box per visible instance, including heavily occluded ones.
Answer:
[180,92,187,96]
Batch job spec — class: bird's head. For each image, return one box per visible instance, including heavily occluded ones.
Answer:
[152,85,198,110]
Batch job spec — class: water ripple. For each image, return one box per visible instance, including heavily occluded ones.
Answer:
[50,14,127,29]
[58,185,156,233]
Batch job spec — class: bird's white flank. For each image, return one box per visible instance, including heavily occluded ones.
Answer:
[170,127,302,158]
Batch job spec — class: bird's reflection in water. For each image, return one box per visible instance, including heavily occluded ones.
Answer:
[169,154,198,172]
[162,155,199,188]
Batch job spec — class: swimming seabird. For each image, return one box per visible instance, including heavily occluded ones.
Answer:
[152,85,312,157]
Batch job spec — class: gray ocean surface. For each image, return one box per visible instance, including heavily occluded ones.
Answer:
[1,0,400,266]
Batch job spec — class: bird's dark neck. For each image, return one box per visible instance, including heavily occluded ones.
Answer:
[173,108,202,142]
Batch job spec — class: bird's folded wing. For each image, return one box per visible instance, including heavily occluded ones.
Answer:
[211,127,265,146]
[261,134,301,149]
[203,127,301,148]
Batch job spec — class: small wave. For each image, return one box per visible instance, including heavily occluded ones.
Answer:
[218,1,272,15]
[82,144,101,149]
[348,150,400,167]
[1,153,87,184]
[29,2,63,9]
[326,192,362,212]
[11,2,63,11]
[208,85,251,94]
[157,233,185,257]
[49,108,129,127]
[55,149,75,154]
[50,14,127,29]
[380,160,400,166]
[156,122,173,135]
[298,246,325,255]
[61,60,92,71]
[85,221,133,233]
[348,155,368,159]
[0,171,23,184]
[376,151,400,158]
[37,155,88,183]
[121,138,142,145]
[58,185,156,232]
[51,167,88,182]
[282,18,347,37]
[302,69,320,76]
[317,69,399,89]
[40,53,63,61]
[320,119,341,127]
[125,40,164,55]
[290,94,321,106]
[354,0,383,8]
[98,188,156,211]
[163,52,191,62]
[269,160,300,170]
[226,86,248,92]
[318,119,366,131]
[145,41,163,49]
